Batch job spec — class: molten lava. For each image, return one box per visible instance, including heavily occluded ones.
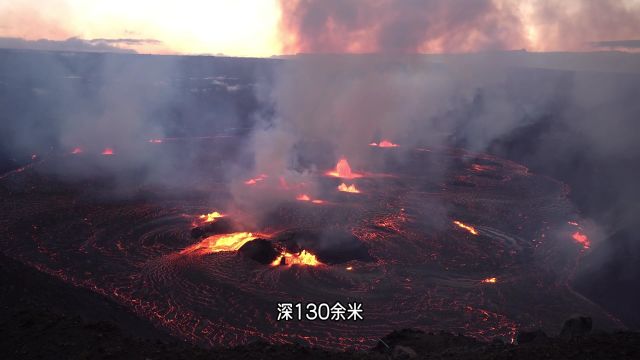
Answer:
[245,174,268,185]
[101,148,114,156]
[326,159,362,179]
[271,250,322,267]
[181,232,257,255]
[148,139,163,143]
[338,183,360,193]
[453,220,479,235]
[71,147,83,155]
[482,277,497,283]
[370,140,399,148]
[296,194,325,204]
[572,231,590,249]
[199,211,223,223]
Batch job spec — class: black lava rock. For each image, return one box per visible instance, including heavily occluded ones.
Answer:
[238,239,279,265]
[191,218,236,238]
[560,316,592,340]
[516,329,549,344]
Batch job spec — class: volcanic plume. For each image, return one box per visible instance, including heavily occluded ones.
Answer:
[278,0,640,54]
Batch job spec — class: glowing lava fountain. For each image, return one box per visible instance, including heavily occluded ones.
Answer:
[271,250,322,267]
[326,159,362,179]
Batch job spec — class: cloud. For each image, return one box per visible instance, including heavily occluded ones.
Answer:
[0,37,141,53]
[89,38,163,46]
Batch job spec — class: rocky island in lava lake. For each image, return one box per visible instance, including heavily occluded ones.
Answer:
[2,2,640,358]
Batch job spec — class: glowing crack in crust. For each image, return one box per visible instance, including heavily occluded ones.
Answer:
[453,220,479,235]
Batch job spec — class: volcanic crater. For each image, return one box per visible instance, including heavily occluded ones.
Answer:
[0,138,619,350]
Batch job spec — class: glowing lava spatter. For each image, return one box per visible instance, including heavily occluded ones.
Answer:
[482,277,497,283]
[572,231,590,249]
[180,232,257,255]
[453,220,479,235]
[326,159,362,179]
[370,140,399,148]
[338,183,360,193]
[271,250,322,267]
[199,211,223,223]
[71,147,83,155]
[296,194,325,204]
[101,148,114,156]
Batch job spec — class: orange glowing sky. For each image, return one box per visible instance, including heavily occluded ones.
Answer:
[1,0,639,56]
[0,0,281,56]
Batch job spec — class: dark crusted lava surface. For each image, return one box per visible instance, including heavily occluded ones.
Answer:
[2,253,639,360]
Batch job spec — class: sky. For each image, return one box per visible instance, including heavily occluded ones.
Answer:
[0,0,281,56]
[0,0,639,56]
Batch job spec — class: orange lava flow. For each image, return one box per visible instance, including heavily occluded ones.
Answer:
[271,250,322,267]
[370,140,399,148]
[338,183,360,193]
[453,220,479,235]
[481,277,497,283]
[199,211,224,223]
[572,231,590,249]
[326,159,362,179]
[71,147,83,155]
[101,148,114,156]
[180,232,257,255]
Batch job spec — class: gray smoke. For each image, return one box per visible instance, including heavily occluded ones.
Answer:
[279,0,640,53]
